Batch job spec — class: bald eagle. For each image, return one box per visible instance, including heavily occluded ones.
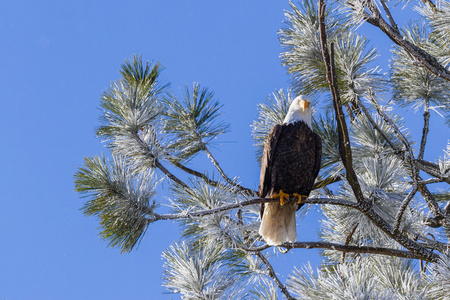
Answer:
[259,95,322,245]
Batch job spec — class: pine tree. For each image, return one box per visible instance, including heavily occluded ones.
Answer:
[75,0,450,298]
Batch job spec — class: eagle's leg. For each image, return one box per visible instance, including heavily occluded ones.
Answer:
[272,189,290,206]
[293,193,307,204]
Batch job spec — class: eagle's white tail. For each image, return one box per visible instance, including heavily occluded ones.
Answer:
[259,202,298,246]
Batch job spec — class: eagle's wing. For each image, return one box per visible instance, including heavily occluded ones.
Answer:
[312,132,322,184]
[259,125,283,218]
[259,124,283,198]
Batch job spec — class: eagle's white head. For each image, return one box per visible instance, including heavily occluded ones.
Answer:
[283,95,312,128]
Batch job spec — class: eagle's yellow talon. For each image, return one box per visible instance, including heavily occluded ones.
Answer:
[293,193,307,204]
[272,189,290,206]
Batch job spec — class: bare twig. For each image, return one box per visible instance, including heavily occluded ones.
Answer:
[202,145,256,196]
[359,201,439,262]
[318,0,365,203]
[414,178,445,185]
[415,159,450,183]
[132,133,190,189]
[154,160,190,189]
[393,186,419,233]
[150,196,360,221]
[255,251,296,300]
[169,158,256,196]
[280,241,432,261]
[379,0,399,33]
[418,98,430,161]
[341,224,359,263]
[356,98,401,152]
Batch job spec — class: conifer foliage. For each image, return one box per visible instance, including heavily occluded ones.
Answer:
[75,0,450,298]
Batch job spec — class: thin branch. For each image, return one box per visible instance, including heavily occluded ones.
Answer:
[412,178,445,185]
[418,99,430,161]
[169,158,257,196]
[364,0,450,82]
[255,251,296,300]
[132,133,190,189]
[415,159,449,183]
[280,241,433,261]
[356,98,401,152]
[417,182,445,219]
[318,0,365,203]
[154,160,189,189]
[202,145,256,196]
[366,91,443,222]
[368,90,416,168]
[379,0,399,33]
[359,200,439,262]
[393,186,419,233]
[341,224,359,263]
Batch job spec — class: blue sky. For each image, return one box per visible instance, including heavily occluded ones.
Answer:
[1,1,448,299]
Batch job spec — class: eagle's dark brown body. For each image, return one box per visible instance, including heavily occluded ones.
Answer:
[258,120,322,245]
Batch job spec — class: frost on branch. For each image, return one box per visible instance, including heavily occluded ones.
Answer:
[169,179,260,250]
[427,254,450,300]
[162,242,241,300]
[287,256,427,299]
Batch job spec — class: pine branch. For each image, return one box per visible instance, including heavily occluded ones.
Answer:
[311,2,440,263]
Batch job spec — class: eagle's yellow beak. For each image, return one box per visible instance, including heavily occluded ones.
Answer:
[299,100,310,111]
